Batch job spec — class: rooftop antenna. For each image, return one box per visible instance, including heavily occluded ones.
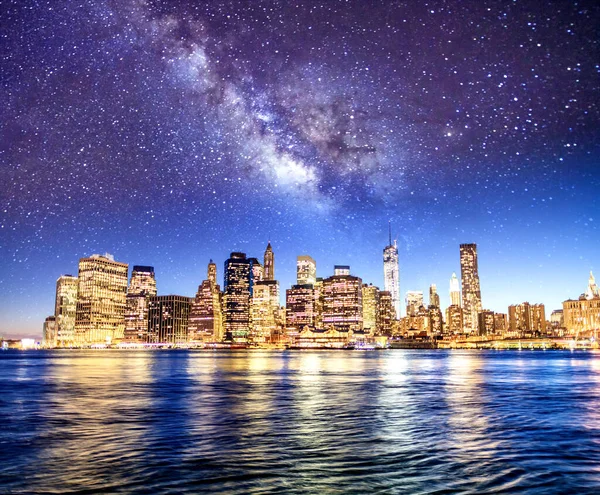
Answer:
[388,220,392,246]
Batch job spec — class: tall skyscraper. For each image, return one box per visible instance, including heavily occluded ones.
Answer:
[74,254,128,345]
[124,266,157,343]
[297,255,317,286]
[223,252,254,342]
[264,242,274,281]
[429,284,440,308]
[322,268,363,333]
[54,274,78,347]
[147,295,192,344]
[377,291,395,335]
[383,223,400,318]
[189,260,223,343]
[250,280,279,343]
[362,284,379,334]
[449,272,461,307]
[460,243,482,334]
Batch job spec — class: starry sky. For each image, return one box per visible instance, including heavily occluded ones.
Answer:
[1,0,599,337]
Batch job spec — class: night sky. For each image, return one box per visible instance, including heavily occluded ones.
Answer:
[2,0,599,337]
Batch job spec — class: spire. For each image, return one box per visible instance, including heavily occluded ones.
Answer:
[264,241,274,280]
[388,220,392,246]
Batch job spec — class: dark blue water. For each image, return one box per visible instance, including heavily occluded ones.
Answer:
[1,350,600,494]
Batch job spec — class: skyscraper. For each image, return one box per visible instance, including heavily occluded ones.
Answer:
[286,284,316,331]
[405,290,424,317]
[74,254,128,345]
[377,291,395,335]
[147,295,192,344]
[322,268,363,333]
[124,266,157,343]
[362,284,379,334]
[189,260,223,343]
[460,243,482,334]
[297,255,317,286]
[54,274,78,347]
[449,272,461,307]
[250,280,279,344]
[429,284,440,308]
[383,223,400,318]
[223,252,254,342]
[264,242,274,281]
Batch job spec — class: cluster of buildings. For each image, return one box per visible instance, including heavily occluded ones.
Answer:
[41,239,600,348]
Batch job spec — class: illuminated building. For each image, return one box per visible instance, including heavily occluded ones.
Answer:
[586,271,600,299]
[286,284,316,331]
[74,254,128,345]
[383,224,401,318]
[405,291,424,317]
[334,265,350,276]
[508,302,545,336]
[264,242,274,281]
[494,313,508,334]
[550,310,564,330]
[362,284,379,334]
[322,268,363,333]
[124,266,157,343]
[189,260,223,343]
[449,273,461,306]
[54,274,78,346]
[508,303,531,336]
[297,255,317,285]
[429,284,440,308]
[445,305,463,334]
[314,278,324,330]
[428,306,443,335]
[377,290,394,335]
[43,316,57,347]
[147,295,192,344]
[250,280,279,343]
[460,243,482,334]
[477,310,495,336]
[223,252,254,342]
[530,304,546,334]
[563,281,600,337]
[250,258,264,282]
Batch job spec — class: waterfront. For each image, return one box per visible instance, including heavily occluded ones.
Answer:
[1,350,600,494]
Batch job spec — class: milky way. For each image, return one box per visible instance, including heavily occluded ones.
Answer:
[1,0,599,335]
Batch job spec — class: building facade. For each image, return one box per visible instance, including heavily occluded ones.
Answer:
[263,242,274,281]
[297,255,317,286]
[223,252,254,342]
[55,274,78,346]
[460,243,482,334]
[383,231,401,318]
[449,273,461,307]
[362,284,379,334]
[124,265,157,343]
[286,284,316,331]
[189,260,223,343]
[74,254,128,345]
[147,295,192,344]
[322,270,363,333]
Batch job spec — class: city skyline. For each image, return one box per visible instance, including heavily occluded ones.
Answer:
[2,1,599,337]
[11,237,598,340]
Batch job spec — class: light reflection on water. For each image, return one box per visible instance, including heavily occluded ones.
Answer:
[1,350,600,494]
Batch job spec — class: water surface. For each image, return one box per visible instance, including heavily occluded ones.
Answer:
[1,350,600,494]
